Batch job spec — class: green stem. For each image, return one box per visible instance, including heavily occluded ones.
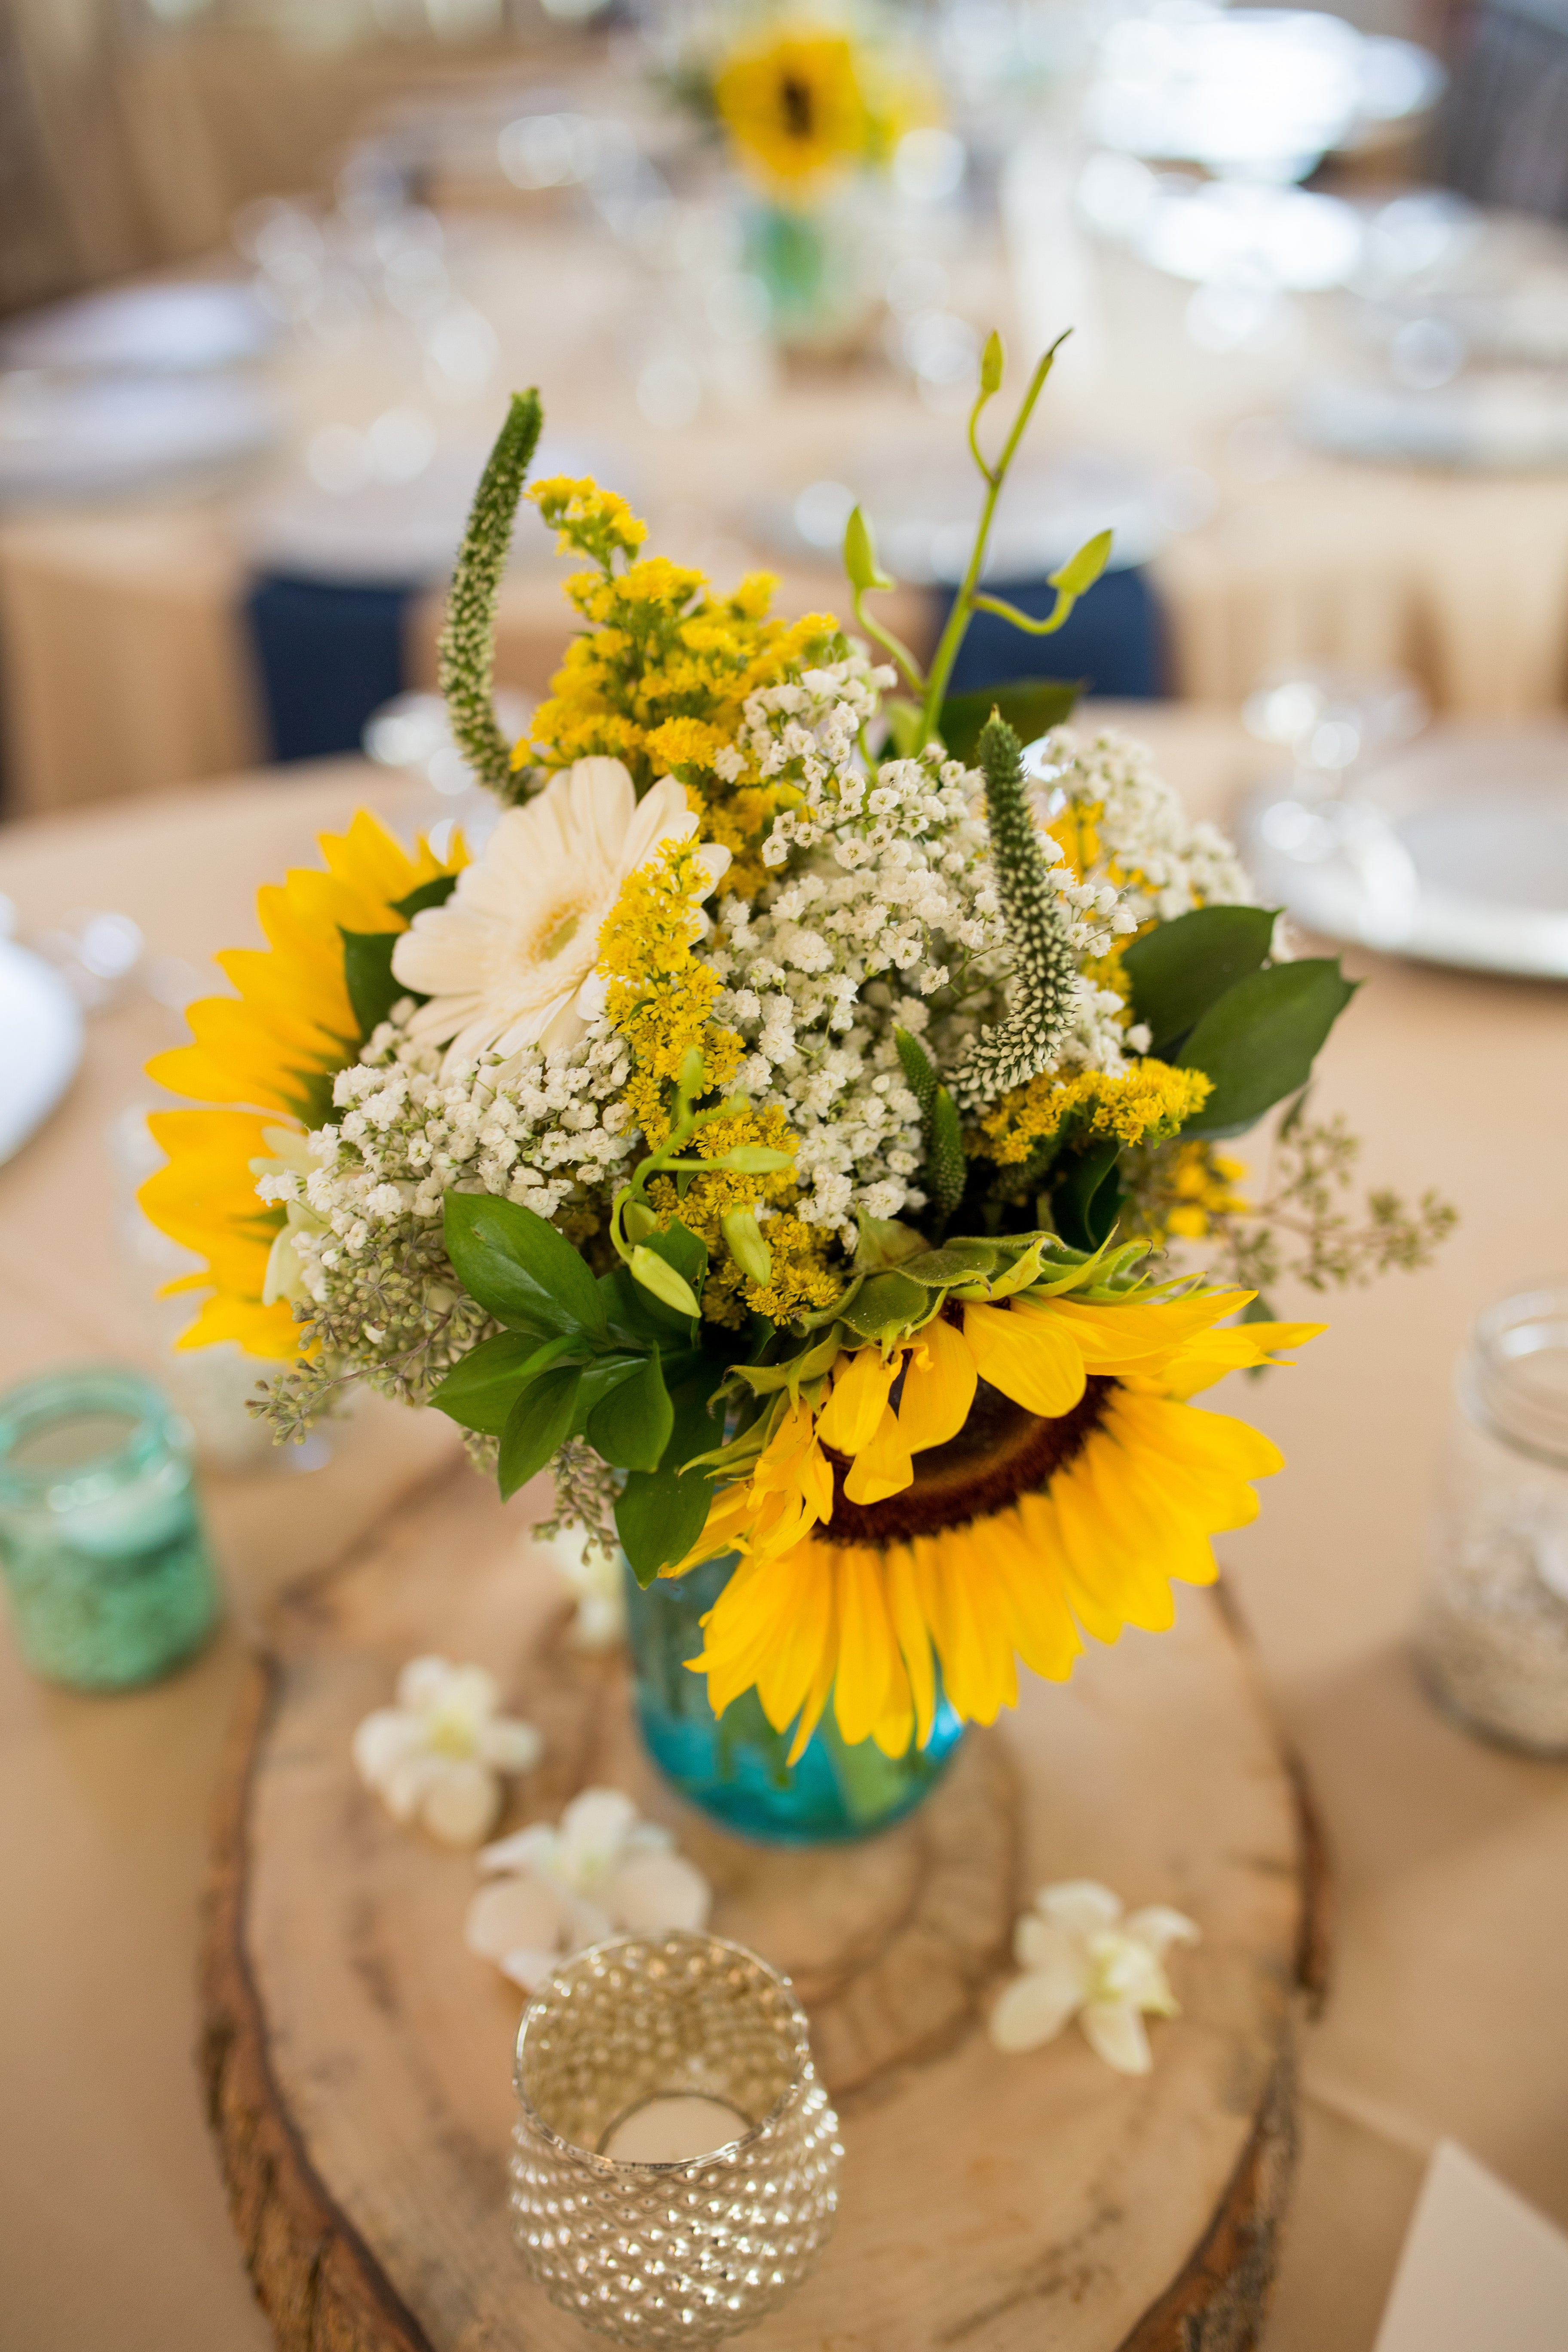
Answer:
[914,333,1070,753]
[851,586,925,696]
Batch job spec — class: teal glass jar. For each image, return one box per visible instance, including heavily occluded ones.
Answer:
[0,1366,220,1691]
[625,1553,964,1844]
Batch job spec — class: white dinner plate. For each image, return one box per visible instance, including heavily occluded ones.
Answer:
[0,282,277,374]
[0,373,279,504]
[0,940,84,1167]
[1239,728,1568,977]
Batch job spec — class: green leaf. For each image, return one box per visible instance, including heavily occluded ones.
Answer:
[429,1330,578,1435]
[1179,961,1359,1138]
[498,1364,581,1501]
[340,929,408,1042]
[393,872,459,921]
[1050,1139,1123,1253]
[937,678,1080,766]
[843,504,893,594]
[444,1192,607,1339]
[599,1262,692,1348]
[617,1468,712,1586]
[588,1351,674,1473]
[839,1270,930,1340]
[1122,904,1280,1056]
[568,1351,650,1428]
[1050,528,1114,598]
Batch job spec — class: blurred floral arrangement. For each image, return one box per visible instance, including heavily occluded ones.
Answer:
[661,5,944,345]
[142,342,1452,1769]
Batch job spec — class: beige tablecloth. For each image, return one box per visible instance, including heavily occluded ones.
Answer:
[1,706,1566,2350]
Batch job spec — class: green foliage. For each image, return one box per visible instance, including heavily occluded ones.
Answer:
[1195,1112,1459,1296]
[337,875,459,1044]
[1050,1139,1123,1253]
[1122,903,1279,1058]
[433,1193,728,1548]
[1178,962,1360,1138]
[937,678,1079,767]
[893,1026,967,1227]
[438,388,543,799]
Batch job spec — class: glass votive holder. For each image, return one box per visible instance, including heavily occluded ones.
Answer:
[1416,1285,1568,1753]
[510,1930,843,2347]
[0,1365,220,1692]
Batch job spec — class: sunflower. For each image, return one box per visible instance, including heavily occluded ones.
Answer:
[715,28,867,191]
[676,1287,1323,1760]
[139,812,464,1359]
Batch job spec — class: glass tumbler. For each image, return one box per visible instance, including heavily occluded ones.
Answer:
[0,1365,220,1691]
[1417,1286,1568,1753]
[511,1930,842,2346]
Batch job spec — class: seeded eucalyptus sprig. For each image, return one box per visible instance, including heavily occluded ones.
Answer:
[438,386,542,800]
[949,714,1078,1109]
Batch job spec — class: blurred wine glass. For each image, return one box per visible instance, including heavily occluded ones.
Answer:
[1243,663,1429,799]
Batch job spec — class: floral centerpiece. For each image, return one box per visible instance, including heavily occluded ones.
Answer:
[143,343,1451,1840]
[664,6,943,349]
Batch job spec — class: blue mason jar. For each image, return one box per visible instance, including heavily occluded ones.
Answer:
[0,1365,220,1691]
[625,1552,965,1844]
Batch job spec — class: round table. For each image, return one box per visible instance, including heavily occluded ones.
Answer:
[2,707,1567,2351]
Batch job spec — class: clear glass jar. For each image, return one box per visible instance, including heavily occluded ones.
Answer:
[1417,1286,1568,1753]
[0,1365,220,1691]
[626,1553,965,1845]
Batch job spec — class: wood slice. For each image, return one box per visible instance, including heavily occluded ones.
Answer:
[202,1458,1325,2352]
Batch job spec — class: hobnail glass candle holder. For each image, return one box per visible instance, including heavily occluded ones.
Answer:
[510,1930,842,2346]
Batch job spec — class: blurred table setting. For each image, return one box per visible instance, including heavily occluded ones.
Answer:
[4,0,1568,821]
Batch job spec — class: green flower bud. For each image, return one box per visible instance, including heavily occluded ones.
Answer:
[722,1207,773,1287]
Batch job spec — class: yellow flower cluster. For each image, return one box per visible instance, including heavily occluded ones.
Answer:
[1163,1141,1248,1240]
[528,475,646,567]
[511,476,838,889]
[975,1061,1214,1167]
[646,1105,839,1327]
[713,24,937,196]
[596,837,744,1146]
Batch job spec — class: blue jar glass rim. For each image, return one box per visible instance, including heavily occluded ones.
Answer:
[0,1364,188,1512]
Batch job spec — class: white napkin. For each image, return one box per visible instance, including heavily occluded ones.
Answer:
[1373,2139,1568,2352]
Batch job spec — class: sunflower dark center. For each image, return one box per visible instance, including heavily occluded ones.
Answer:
[818,1374,1116,1547]
[780,74,815,138]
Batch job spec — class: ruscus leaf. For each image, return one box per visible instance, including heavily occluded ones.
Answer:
[937,678,1080,766]
[444,1193,607,1339]
[588,1352,674,1473]
[429,1330,578,1435]
[1179,961,1360,1137]
[498,1364,581,1500]
[1122,904,1280,1056]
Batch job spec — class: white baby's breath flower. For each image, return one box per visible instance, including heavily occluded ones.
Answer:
[989,1879,1200,2074]
[352,1656,543,1848]
[464,1787,711,1992]
[392,757,729,1070]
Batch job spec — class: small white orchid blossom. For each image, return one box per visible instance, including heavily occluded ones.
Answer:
[989,1879,1200,2075]
[539,1525,626,1650]
[352,1656,542,1848]
[465,1786,711,1992]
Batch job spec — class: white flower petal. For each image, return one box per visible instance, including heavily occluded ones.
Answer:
[1038,1880,1124,1936]
[465,1872,567,1962]
[383,1750,442,1823]
[1125,1906,1200,1956]
[395,1655,453,1711]
[1090,1931,1174,2013]
[500,1945,565,1992]
[608,1852,712,1934]
[478,1822,558,1876]
[1079,2000,1153,2075]
[352,1708,420,1791]
[480,1717,544,1773]
[561,1893,615,1950]
[420,1760,500,1847]
[989,1969,1082,2053]
[557,1787,639,1879]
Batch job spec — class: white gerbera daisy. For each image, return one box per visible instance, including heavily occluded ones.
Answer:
[392,756,729,1067]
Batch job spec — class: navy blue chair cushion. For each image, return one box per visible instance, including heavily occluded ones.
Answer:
[933,565,1166,703]
[245,574,413,765]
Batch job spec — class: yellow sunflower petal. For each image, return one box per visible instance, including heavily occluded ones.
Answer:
[816,1347,898,1455]
[832,1547,898,1745]
[962,1302,1086,1418]
[1156,1319,1327,1400]
[895,1317,977,1453]
[985,1508,1082,1682]
[841,1405,915,1506]
[883,1544,938,1748]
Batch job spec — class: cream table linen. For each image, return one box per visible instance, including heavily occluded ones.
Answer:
[0,709,1566,2351]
